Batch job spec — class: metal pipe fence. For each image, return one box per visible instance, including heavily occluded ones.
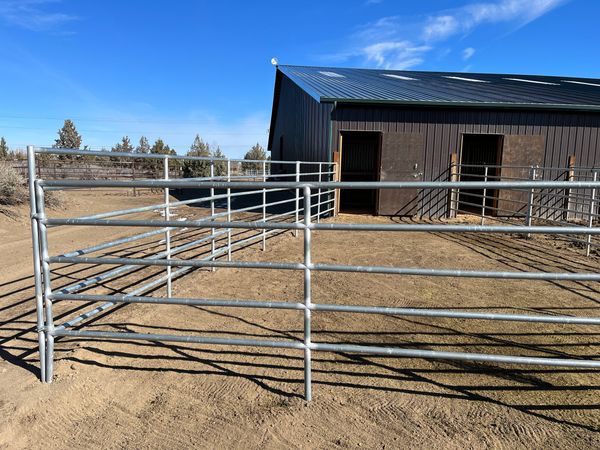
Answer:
[28,147,600,401]
[453,162,600,255]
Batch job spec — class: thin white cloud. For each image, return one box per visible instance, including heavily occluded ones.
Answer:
[422,0,566,41]
[462,47,476,60]
[0,0,78,32]
[363,41,431,70]
[324,0,566,70]
[422,15,459,41]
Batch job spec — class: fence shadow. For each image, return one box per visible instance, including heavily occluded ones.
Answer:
[52,306,600,433]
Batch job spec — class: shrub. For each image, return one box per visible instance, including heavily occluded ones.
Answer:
[0,162,62,210]
[0,162,27,205]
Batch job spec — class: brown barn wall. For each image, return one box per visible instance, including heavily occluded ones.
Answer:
[332,105,600,216]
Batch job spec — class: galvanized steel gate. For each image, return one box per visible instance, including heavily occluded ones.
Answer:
[28,146,600,401]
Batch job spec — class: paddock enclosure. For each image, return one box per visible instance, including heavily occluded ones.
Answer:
[24,145,600,407]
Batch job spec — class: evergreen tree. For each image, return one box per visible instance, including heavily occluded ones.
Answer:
[110,136,134,162]
[182,134,211,178]
[212,146,228,177]
[53,120,82,160]
[150,138,174,155]
[136,136,150,154]
[149,138,176,172]
[0,137,8,159]
[112,136,134,153]
[241,143,267,172]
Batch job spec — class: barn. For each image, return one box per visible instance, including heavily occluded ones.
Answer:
[267,65,600,216]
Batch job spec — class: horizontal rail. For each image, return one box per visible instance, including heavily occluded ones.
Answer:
[38,179,600,190]
[311,343,600,368]
[47,255,600,281]
[44,218,600,235]
[57,227,171,258]
[53,329,305,349]
[48,329,600,369]
[53,293,600,325]
[52,293,305,310]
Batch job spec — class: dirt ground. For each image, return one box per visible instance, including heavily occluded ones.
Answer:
[1,190,600,449]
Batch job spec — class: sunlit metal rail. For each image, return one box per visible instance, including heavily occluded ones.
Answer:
[28,146,600,401]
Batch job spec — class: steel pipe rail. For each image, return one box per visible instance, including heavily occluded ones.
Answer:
[47,254,600,281]
[52,293,600,325]
[47,330,600,369]
[43,217,600,236]
[38,179,600,190]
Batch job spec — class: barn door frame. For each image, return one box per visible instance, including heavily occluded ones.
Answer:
[336,129,383,214]
[458,132,505,216]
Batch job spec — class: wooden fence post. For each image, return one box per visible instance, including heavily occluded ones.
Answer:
[448,152,458,218]
[565,155,576,221]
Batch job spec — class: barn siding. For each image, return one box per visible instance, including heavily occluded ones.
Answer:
[269,74,333,171]
[331,104,600,216]
[270,76,600,216]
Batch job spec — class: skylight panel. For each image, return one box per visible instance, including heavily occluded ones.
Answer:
[503,78,559,86]
[382,74,417,81]
[562,80,600,87]
[443,76,489,83]
[318,71,345,78]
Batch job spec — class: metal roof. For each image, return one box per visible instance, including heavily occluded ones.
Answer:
[278,65,600,111]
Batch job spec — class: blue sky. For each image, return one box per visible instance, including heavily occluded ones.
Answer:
[0,0,598,158]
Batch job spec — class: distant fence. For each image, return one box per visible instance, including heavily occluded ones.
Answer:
[10,157,271,182]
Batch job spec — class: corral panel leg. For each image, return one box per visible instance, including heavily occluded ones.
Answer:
[27,146,46,381]
[35,182,55,383]
[303,186,312,401]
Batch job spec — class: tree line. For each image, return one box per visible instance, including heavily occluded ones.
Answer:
[0,119,269,176]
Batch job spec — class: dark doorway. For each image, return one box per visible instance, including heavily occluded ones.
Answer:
[458,134,503,214]
[340,131,380,213]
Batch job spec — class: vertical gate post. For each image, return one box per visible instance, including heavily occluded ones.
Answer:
[481,165,488,226]
[295,161,300,237]
[303,186,312,401]
[586,170,597,257]
[317,163,322,223]
[525,165,537,239]
[210,160,216,271]
[227,159,232,261]
[262,160,267,251]
[132,159,137,197]
[163,156,172,297]
[35,183,54,383]
[27,146,46,382]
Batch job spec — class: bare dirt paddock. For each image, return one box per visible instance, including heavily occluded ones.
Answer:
[1,191,600,449]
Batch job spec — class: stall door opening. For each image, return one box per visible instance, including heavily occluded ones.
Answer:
[459,134,503,214]
[339,131,380,213]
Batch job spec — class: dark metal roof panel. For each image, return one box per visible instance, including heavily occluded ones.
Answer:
[278,65,600,111]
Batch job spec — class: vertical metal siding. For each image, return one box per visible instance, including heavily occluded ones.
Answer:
[270,74,333,167]
[331,105,600,216]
